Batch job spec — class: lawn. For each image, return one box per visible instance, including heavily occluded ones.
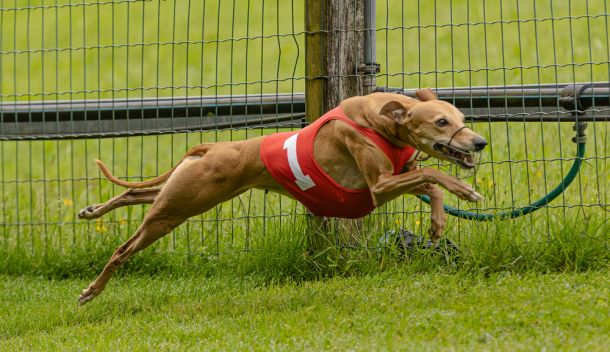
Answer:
[1,271,609,351]
[0,205,608,350]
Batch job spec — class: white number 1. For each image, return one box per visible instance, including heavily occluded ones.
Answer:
[283,133,316,191]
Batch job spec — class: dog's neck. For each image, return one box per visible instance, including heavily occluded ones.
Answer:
[340,96,419,149]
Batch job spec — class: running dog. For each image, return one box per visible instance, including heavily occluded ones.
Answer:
[77,89,486,305]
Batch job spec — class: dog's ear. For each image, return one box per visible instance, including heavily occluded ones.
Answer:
[415,88,437,101]
[380,101,407,123]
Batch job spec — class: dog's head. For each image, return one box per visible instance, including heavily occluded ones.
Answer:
[380,89,487,169]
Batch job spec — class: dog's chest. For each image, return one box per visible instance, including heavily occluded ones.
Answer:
[311,123,368,189]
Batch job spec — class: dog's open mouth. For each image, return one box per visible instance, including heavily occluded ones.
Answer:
[434,143,478,169]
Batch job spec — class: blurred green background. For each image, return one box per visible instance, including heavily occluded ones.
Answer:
[2,0,609,100]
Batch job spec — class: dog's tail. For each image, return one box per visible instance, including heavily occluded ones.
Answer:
[95,145,211,188]
[94,159,177,188]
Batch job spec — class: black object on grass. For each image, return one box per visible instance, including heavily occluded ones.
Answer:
[378,229,460,255]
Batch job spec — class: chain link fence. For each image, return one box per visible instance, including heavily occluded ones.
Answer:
[1,0,609,257]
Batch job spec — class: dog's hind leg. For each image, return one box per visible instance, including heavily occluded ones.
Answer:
[78,187,161,220]
[77,139,272,306]
[78,207,188,306]
[77,184,248,306]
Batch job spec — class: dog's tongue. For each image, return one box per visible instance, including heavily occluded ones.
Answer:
[463,154,475,167]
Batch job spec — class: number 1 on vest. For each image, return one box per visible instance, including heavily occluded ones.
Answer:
[283,133,316,191]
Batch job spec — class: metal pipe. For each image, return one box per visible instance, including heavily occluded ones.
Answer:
[380,83,610,105]
[376,83,610,121]
[364,0,376,66]
[5,84,605,123]
[362,0,378,93]
[2,83,609,140]
[0,93,305,123]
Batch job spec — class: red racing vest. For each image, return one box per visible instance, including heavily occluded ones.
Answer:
[260,106,416,219]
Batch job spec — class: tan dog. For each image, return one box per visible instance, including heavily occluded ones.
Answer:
[77,89,486,305]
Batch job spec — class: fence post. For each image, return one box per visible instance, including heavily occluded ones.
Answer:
[305,0,368,250]
[325,1,366,107]
[305,0,367,117]
[305,0,327,123]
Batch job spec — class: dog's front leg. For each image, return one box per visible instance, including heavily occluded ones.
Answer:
[370,168,481,244]
[370,167,480,206]
[409,183,445,244]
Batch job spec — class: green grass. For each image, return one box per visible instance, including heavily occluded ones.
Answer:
[1,271,608,351]
[1,209,609,280]
[1,213,608,350]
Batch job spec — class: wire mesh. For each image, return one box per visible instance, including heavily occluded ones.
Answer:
[1,0,609,258]
[0,0,306,256]
[375,0,610,241]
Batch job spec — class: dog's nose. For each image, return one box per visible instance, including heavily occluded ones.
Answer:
[473,138,487,151]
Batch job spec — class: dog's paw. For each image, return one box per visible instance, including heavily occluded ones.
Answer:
[444,177,483,202]
[456,187,482,202]
[78,286,98,307]
[467,190,483,202]
[77,205,96,220]
[427,228,441,246]
[455,183,482,202]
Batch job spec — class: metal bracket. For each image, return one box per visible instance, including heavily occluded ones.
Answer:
[359,62,380,93]
[358,62,380,75]
[559,83,592,114]
[559,84,590,144]
[572,121,588,144]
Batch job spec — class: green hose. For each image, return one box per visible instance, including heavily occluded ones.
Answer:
[417,122,587,221]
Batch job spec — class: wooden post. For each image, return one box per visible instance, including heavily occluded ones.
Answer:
[305,0,327,123]
[305,0,367,250]
[325,1,365,108]
[305,0,366,116]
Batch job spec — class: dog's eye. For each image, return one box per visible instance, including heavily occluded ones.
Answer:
[435,119,449,127]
